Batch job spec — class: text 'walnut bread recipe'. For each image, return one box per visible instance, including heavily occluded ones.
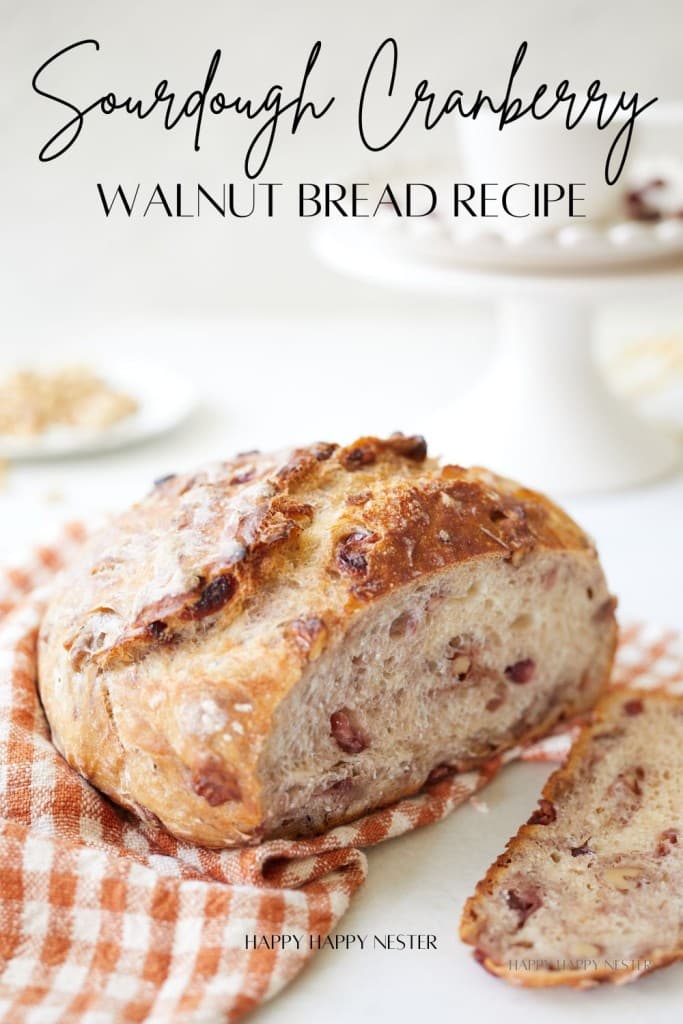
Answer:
[460,689,683,987]
[37,435,617,848]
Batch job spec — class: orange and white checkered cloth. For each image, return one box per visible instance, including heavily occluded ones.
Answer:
[0,523,681,1024]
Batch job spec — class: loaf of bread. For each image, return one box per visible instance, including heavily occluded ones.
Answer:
[38,435,616,847]
[460,689,683,986]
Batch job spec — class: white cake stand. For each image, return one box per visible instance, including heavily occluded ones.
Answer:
[313,225,682,494]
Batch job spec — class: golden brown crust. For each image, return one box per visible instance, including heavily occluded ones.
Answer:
[38,434,606,847]
[460,689,683,988]
[45,436,590,674]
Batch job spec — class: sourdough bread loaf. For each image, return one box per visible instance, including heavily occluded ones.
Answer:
[37,435,617,847]
[460,689,683,986]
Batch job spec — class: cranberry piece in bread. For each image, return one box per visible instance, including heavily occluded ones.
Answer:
[38,435,616,847]
[461,690,683,987]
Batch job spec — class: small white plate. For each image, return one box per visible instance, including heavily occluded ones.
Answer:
[0,358,197,460]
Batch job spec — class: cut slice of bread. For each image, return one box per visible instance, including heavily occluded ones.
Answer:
[460,689,683,987]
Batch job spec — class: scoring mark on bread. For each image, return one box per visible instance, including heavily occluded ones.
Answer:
[75,574,238,670]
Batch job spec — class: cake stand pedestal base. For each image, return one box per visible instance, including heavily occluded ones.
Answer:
[426,297,679,494]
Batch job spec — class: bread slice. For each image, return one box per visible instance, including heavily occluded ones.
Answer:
[460,689,683,987]
[38,435,616,847]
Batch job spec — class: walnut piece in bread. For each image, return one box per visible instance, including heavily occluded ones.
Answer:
[460,689,683,986]
[37,435,617,847]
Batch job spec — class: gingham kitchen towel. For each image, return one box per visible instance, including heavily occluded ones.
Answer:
[0,523,681,1024]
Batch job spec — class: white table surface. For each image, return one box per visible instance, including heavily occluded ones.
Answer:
[1,316,681,1024]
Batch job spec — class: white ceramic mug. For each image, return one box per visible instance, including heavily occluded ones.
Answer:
[455,104,637,241]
